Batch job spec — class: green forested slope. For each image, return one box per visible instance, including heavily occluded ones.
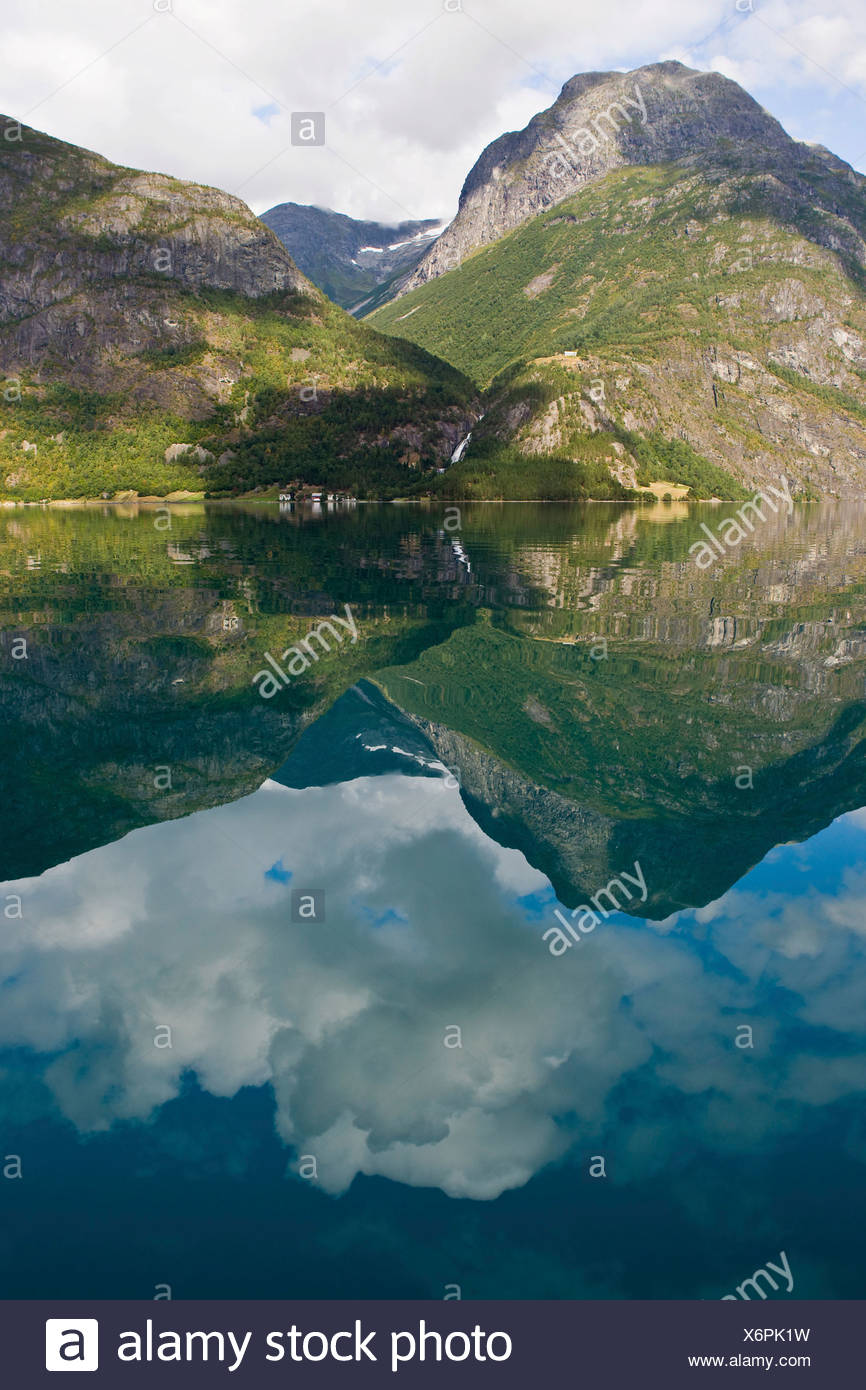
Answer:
[371,164,866,500]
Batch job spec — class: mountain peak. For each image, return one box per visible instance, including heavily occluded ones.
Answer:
[556,57,698,102]
[401,62,810,293]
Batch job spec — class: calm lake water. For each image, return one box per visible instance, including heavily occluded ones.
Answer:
[1,499,865,1299]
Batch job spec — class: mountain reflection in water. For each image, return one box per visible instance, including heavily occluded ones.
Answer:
[0,500,864,1299]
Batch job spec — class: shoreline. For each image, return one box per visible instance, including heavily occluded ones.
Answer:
[0,494,739,509]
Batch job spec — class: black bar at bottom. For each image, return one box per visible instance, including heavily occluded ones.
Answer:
[12,1299,858,1386]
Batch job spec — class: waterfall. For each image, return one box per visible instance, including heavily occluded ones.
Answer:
[450,432,472,464]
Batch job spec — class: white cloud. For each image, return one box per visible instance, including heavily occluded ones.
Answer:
[3,0,865,224]
[2,773,866,1200]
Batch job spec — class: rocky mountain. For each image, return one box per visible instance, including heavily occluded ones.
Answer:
[370,62,866,500]
[399,61,863,292]
[261,202,440,313]
[0,119,472,500]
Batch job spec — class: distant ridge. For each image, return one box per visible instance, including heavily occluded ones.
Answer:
[261,202,441,313]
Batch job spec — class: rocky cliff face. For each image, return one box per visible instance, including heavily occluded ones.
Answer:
[0,120,474,499]
[370,67,866,500]
[261,202,440,312]
[401,61,865,293]
[0,121,312,381]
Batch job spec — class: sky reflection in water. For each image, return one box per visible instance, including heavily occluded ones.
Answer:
[1,768,865,1298]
